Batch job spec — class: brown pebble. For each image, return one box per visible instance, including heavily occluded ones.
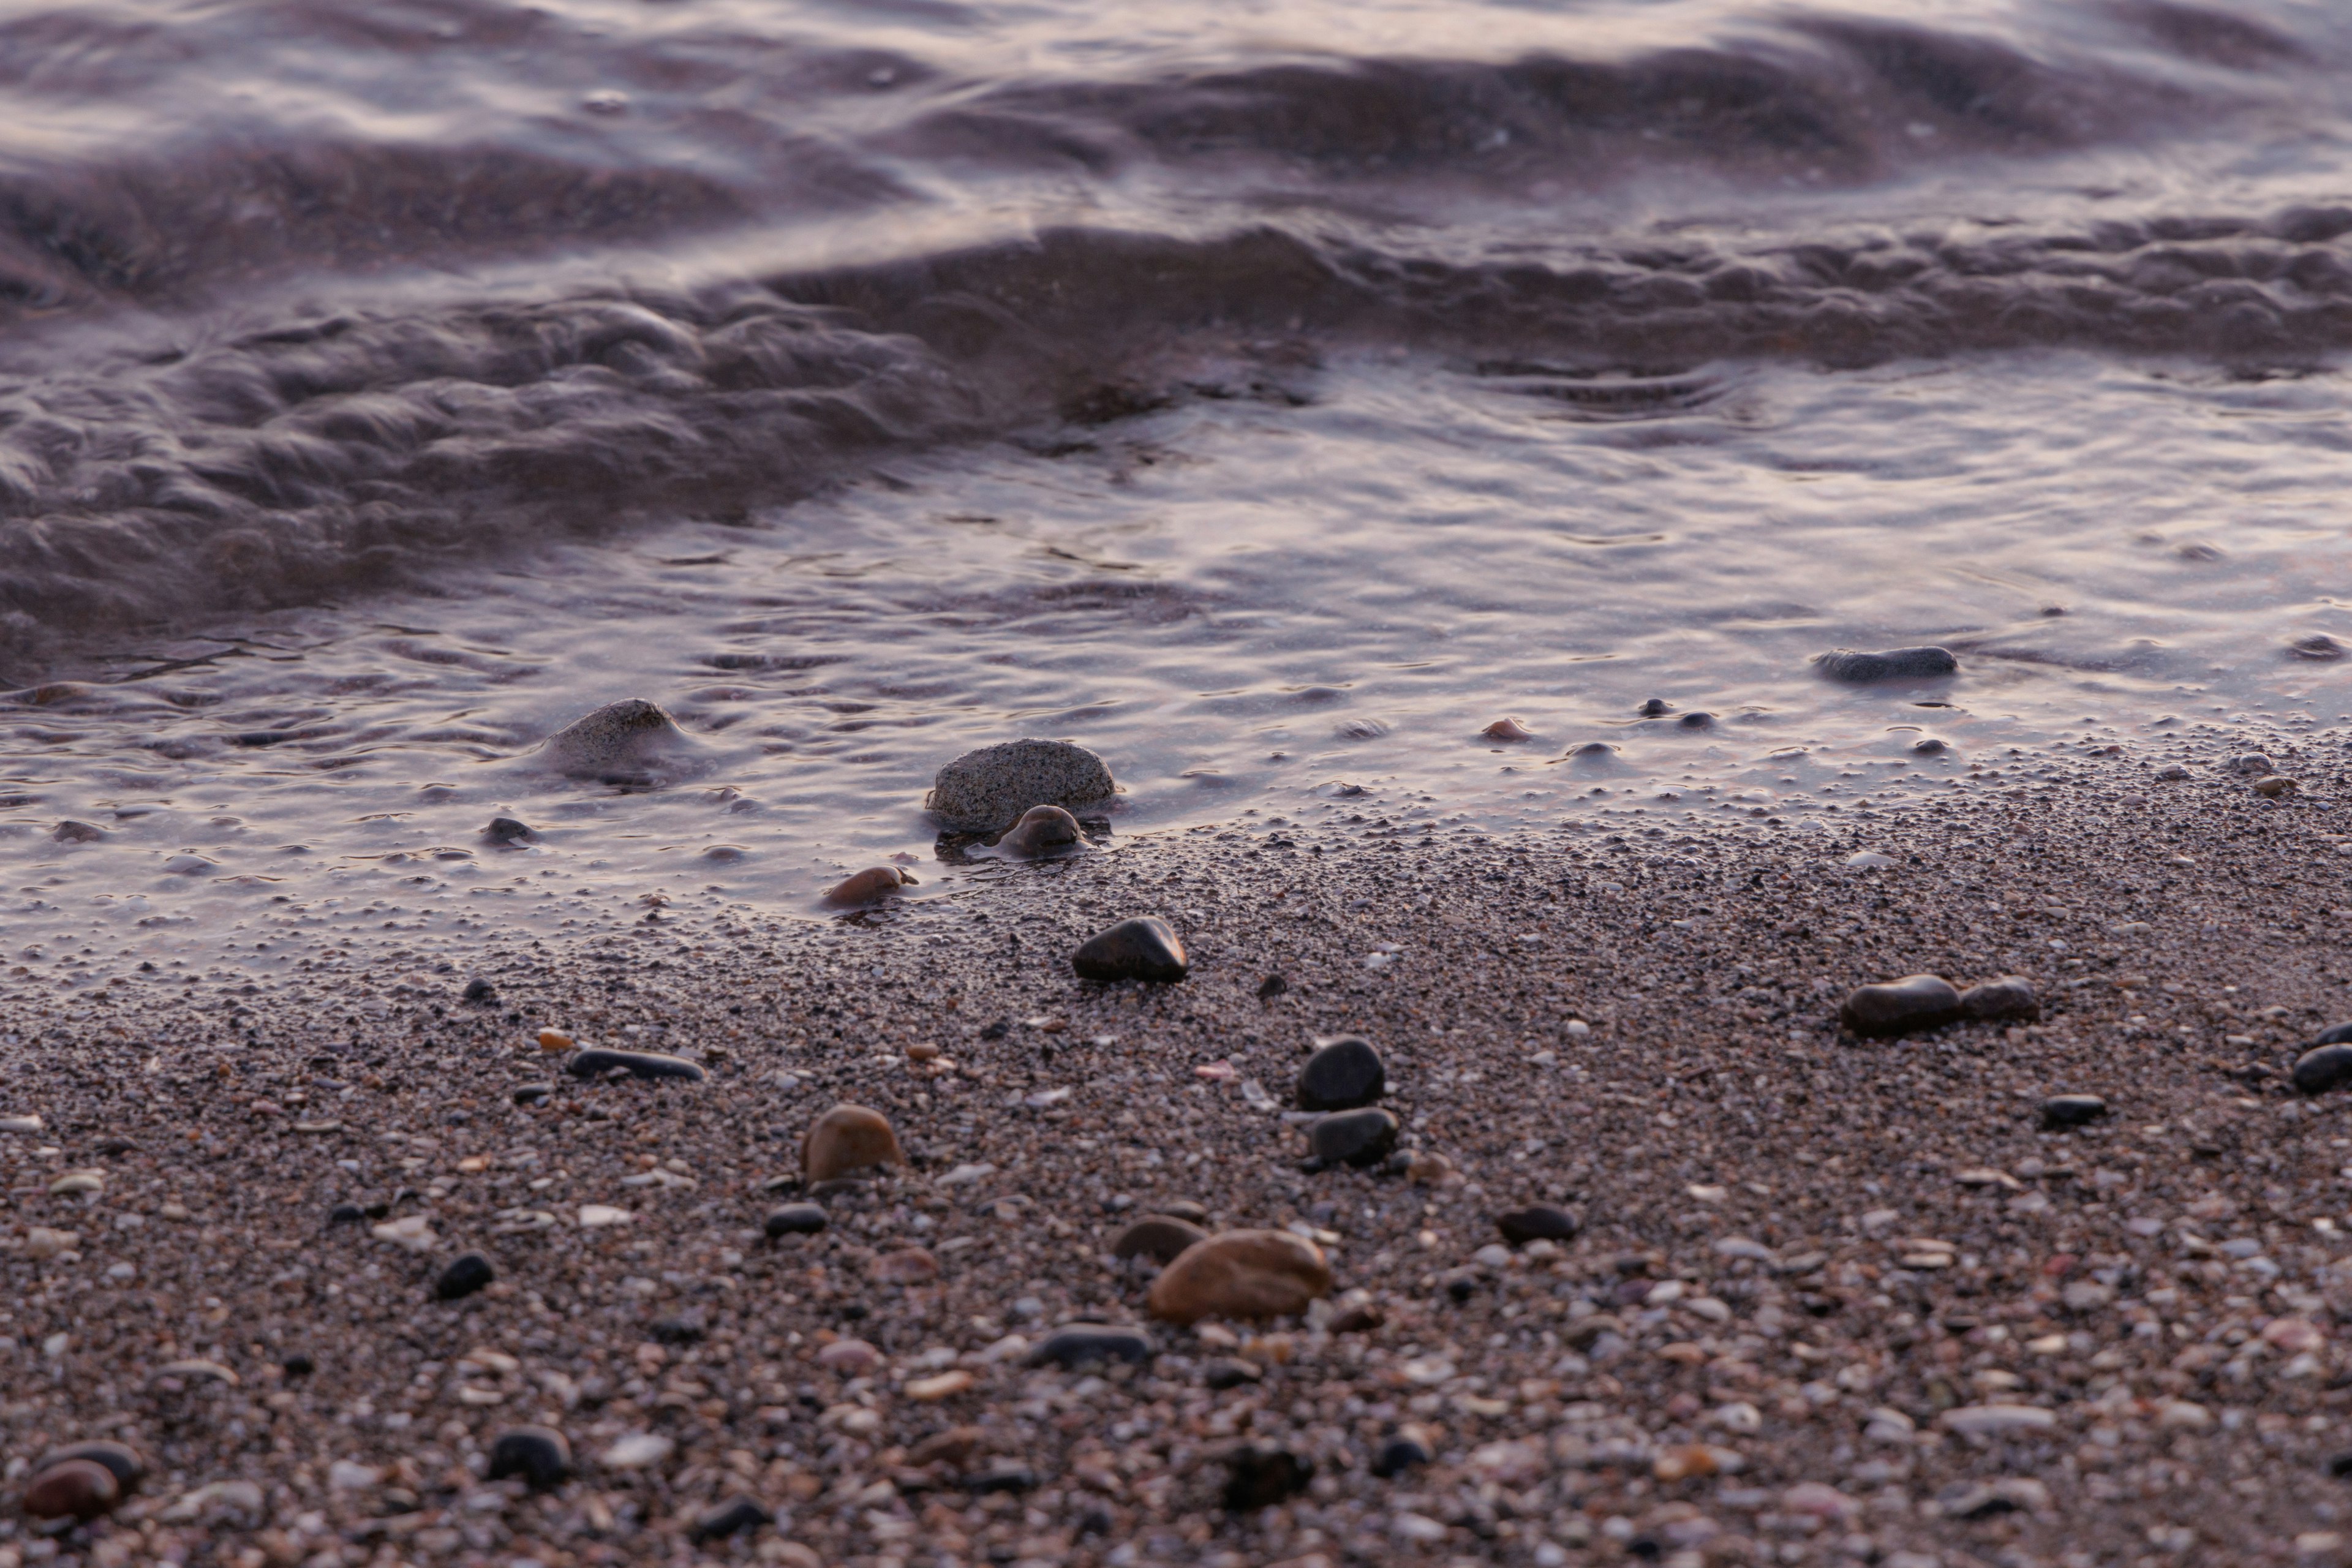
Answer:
[23,1458,118,1521]
[871,1246,940,1284]
[2254,775,2298,798]
[1958,976,2040,1023]
[909,1427,984,1468]
[1839,974,1963,1038]
[998,804,1083,857]
[1113,1216,1209,1266]
[1483,718,1532,741]
[824,866,916,906]
[1327,1301,1386,1334]
[801,1104,905,1183]
[1147,1230,1332,1325]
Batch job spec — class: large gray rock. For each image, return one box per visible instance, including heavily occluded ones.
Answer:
[533,699,701,785]
[1812,646,1958,682]
[927,739,1114,831]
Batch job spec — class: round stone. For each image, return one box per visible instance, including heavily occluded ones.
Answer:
[1147,1230,1332,1325]
[1371,1434,1434,1478]
[435,1251,496,1301]
[1496,1205,1579,1246]
[1222,1444,1313,1511]
[1812,646,1958,682]
[483,817,539,845]
[1959,977,2040,1023]
[2295,1044,2352,1096]
[535,699,700,785]
[1112,1216,1207,1265]
[23,1458,118,1521]
[2041,1095,2109,1128]
[1296,1036,1385,1111]
[1071,917,1189,983]
[927,739,1115,831]
[1308,1108,1399,1169]
[802,1104,905,1183]
[1840,974,1964,1038]
[567,1048,705,1083]
[764,1203,830,1239]
[1029,1324,1153,1370]
[33,1441,142,1496]
[824,866,915,906]
[692,1497,773,1542]
[486,1426,572,1490]
[998,804,1083,857]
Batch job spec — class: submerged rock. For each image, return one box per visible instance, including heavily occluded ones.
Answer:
[1841,974,1963,1037]
[1812,646,1958,682]
[802,1104,904,1183]
[997,804,1083,857]
[483,816,539,845]
[1296,1036,1385,1111]
[1072,917,1188,982]
[927,739,1114,831]
[1147,1230,1331,1324]
[50,820,107,844]
[533,699,701,785]
[1483,718,1532,741]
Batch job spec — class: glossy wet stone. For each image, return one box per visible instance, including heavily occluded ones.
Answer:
[1840,974,1964,1038]
[483,816,538,845]
[1959,976,2040,1022]
[1147,1229,1332,1325]
[824,865,916,905]
[1071,916,1189,983]
[1308,1107,1398,1168]
[537,699,698,784]
[435,1251,495,1301]
[23,1458,118,1521]
[927,738,1115,831]
[1496,1205,1580,1245]
[764,1202,830,1238]
[1030,1324,1153,1369]
[36,1441,144,1496]
[1112,1215,1207,1265]
[513,1082,554,1105]
[1295,1035,1385,1111]
[802,1104,905,1183]
[1223,1444,1313,1511]
[2041,1094,2110,1128]
[2295,1044,2352,1096]
[998,803,1083,857]
[486,1426,572,1490]
[567,1048,706,1082]
[1812,646,1958,682]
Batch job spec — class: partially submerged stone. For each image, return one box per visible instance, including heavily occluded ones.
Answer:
[825,865,917,906]
[1841,974,1963,1038]
[927,739,1114,831]
[1072,916,1188,983]
[802,1104,905,1183]
[997,804,1084,858]
[1147,1230,1332,1325]
[533,699,701,785]
[1812,646,1958,682]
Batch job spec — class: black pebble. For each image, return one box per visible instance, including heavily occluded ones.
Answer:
[1256,974,1289,1000]
[434,1252,496,1302]
[486,1426,572,1490]
[513,1083,554,1106]
[1222,1444,1313,1511]
[2316,1022,2352,1047]
[1071,916,1189,983]
[462,979,497,1004]
[1295,1035,1385,1112]
[2296,1044,2352,1096]
[2041,1095,2109,1128]
[1309,1107,1399,1168]
[1371,1434,1433,1479]
[1203,1359,1262,1390]
[1496,1204,1580,1245]
[567,1047,706,1082]
[764,1203,829,1239]
[2331,1451,2352,1479]
[33,1441,144,1493]
[1812,646,1959,682]
[650,1316,705,1346]
[328,1204,364,1226]
[1442,1270,1480,1303]
[1030,1324,1153,1370]
[484,818,539,846]
[1912,737,1948,755]
[281,1354,314,1378]
[968,1463,1037,1494]
[691,1497,772,1542]
[1638,698,1673,716]
[1676,711,1713,728]
[979,1017,1011,1041]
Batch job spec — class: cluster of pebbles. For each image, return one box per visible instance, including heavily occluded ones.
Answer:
[12,731,2352,1567]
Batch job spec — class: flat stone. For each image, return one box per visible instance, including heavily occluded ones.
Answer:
[1371,1434,1434,1479]
[1030,1324,1153,1370]
[1112,1216,1207,1265]
[2295,1044,2352,1096]
[1840,974,1964,1038]
[1147,1229,1332,1325]
[567,1048,706,1083]
[513,1083,554,1106]
[1812,646,1958,682]
[692,1497,773,1542]
[764,1203,829,1238]
[1222,1444,1313,1511]
[535,699,701,785]
[927,739,1115,831]
[802,1104,905,1183]
[435,1251,496,1302]
[1204,1358,1263,1390]
[825,866,916,906]
[967,1463,1037,1494]
[2254,774,2298,797]
[1308,1108,1399,1168]
[23,1458,118,1521]
[1071,916,1189,983]
[486,1427,571,1490]
[998,804,1083,857]
[1959,976,2040,1023]
[329,1202,365,1225]
[2041,1095,2109,1128]
[35,1441,143,1496]
[1496,1205,1580,1246]
[1296,1036,1385,1111]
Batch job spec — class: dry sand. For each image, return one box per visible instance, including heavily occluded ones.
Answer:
[9,748,2352,1568]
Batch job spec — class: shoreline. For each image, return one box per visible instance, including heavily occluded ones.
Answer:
[6,763,2352,1566]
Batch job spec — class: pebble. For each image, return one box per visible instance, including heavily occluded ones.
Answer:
[1029,1324,1153,1370]
[1638,698,1673,716]
[50,820,107,843]
[1371,1434,1434,1478]
[2293,1044,2352,1096]
[816,1340,881,1373]
[1156,1200,1210,1223]
[1677,711,1714,729]
[2254,774,2298,797]
[2041,1095,2110,1128]
[825,866,917,906]
[567,1048,706,1083]
[1911,737,1948,755]
[600,1432,674,1469]
[537,699,698,783]
[1496,1204,1580,1246]
[23,1458,119,1521]
[1112,1215,1208,1265]
[968,1462,1038,1494]
[1812,646,1958,682]
[802,1104,905,1183]
[512,1082,554,1106]
[764,1203,830,1238]
[2230,753,2275,775]
[871,1246,940,1284]
[1958,976,2040,1022]
[1839,974,1964,1038]
[907,1370,973,1400]
[692,1497,773,1542]
[1202,1359,1261,1390]
[1071,916,1189,983]
[1307,1107,1400,1168]
[462,978,497,1004]
[1295,1035,1386,1111]
[483,816,539,845]
[927,739,1115,831]
[1482,718,1532,741]
[36,1441,143,1496]
[486,1426,572,1490]
[1146,1229,1332,1324]
[998,804,1083,857]
[435,1251,496,1301]
[1223,1444,1313,1511]
[2291,634,2346,660]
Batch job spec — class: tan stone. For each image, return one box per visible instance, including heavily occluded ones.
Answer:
[1146,1229,1331,1325]
[802,1105,904,1183]
[1113,1215,1208,1266]
[824,866,916,906]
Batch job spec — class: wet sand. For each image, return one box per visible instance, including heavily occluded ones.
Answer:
[7,748,2352,1567]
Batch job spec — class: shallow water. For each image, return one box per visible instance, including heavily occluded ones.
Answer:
[4,0,2352,989]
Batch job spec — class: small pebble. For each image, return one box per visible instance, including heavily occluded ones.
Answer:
[1030,1324,1153,1370]
[1812,646,1958,682]
[486,1426,572,1490]
[1840,974,1964,1038]
[1371,1434,1433,1478]
[434,1251,496,1302]
[816,1340,881,1373]
[2291,634,2346,660]
[1676,711,1713,729]
[1483,718,1532,741]
[824,866,916,906]
[999,804,1082,856]
[802,1104,905,1183]
[1496,1205,1579,1246]
[1958,976,2040,1023]
[512,1082,554,1106]
[1112,1216,1208,1265]
[23,1458,118,1521]
[1638,698,1674,716]
[1295,1035,1386,1111]
[1222,1444,1313,1511]
[2294,1044,2352,1096]
[871,1246,939,1284]
[2041,1095,2109,1128]
[50,820,107,844]
[1147,1230,1332,1324]
[692,1496,772,1542]
[462,978,497,1004]
[2254,775,2298,797]
[1156,1200,1210,1223]
[1911,737,1948,755]
[34,1441,143,1496]
[1308,1107,1399,1168]
[1203,1358,1262,1390]
[328,1203,365,1225]
[483,817,539,845]
[967,1462,1038,1494]
[2231,753,2275,775]
[764,1203,830,1238]
[1071,916,1189,983]
[567,1048,705,1083]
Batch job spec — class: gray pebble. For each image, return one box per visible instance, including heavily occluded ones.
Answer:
[1812,646,1958,682]
[1841,974,1963,1037]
